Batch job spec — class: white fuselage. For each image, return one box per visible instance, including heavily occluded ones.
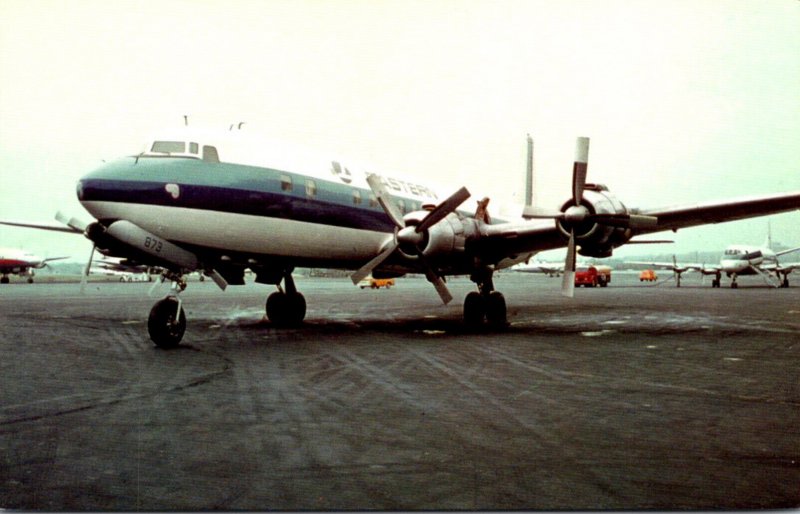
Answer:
[719,245,776,275]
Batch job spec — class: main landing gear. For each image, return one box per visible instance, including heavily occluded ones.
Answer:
[148,273,187,349]
[146,269,308,348]
[265,271,306,327]
[464,267,507,329]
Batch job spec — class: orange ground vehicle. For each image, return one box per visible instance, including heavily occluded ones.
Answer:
[639,269,658,282]
[358,276,395,289]
[574,265,611,287]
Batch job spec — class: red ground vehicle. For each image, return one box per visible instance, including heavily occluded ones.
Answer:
[574,265,611,287]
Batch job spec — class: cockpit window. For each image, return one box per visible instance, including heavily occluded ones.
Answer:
[151,141,186,154]
[202,145,220,163]
[189,142,199,154]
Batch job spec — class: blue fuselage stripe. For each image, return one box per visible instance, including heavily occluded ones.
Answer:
[78,157,414,232]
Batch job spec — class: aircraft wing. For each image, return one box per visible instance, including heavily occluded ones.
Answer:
[772,262,800,273]
[634,191,800,235]
[626,260,681,270]
[0,219,81,233]
[624,260,719,274]
[475,191,800,261]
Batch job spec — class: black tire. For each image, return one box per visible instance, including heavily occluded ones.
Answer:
[148,298,186,348]
[266,292,306,327]
[485,291,507,328]
[464,291,486,327]
[0,277,8,284]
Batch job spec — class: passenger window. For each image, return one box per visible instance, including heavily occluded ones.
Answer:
[281,174,293,192]
[305,179,317,198]
[189,142,199,154]
[202,145,220,163]
[397,199,406,214]
[352,189,362,205]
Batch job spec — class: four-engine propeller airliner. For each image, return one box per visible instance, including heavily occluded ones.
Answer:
[0,247,68,284]
[3,127,800,347]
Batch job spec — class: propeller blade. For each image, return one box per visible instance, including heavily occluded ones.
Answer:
[55,211,89,233]
[80,244,96,294]
[521,206,565,219]
[416,187,471,233]
[148,274,165,296]
[350,240,399,285]
[366,174,405,229]
[418,257,453,305]
[561,232,577,298]
[206,269,228,291]
[572,137,589,204]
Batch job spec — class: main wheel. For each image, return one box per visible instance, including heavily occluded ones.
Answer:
[266,292,306,327]
[485,291,507,328]
[1,276,9,284]
[463,291,486,327]
[148,298,186,348]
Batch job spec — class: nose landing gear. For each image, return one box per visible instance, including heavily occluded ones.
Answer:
[148,273,187,348]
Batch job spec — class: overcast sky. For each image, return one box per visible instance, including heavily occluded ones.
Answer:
[1,0,798,261]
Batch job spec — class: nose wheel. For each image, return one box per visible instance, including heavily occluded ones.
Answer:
[148,274,188,348]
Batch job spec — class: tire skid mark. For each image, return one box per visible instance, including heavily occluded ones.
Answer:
[0,346,232,425]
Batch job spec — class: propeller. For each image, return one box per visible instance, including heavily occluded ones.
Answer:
[522,138,659,297]
[350,175,470,304]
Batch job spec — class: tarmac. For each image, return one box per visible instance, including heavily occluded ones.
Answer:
[1,272,798,509]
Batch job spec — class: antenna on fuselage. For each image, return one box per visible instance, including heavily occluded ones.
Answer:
[230,121,246,131]
[184,115,189,126]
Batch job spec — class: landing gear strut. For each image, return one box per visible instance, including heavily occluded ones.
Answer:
[730,273,739,289]
[464,267,507,329]
[266,270,306,327]
[148,273,187,348]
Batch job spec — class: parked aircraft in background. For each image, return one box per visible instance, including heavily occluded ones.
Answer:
[92,257,156,282]
[0,247,68,284]
[3,127,800,347]
[628,243,800,288]
[511,259,565,277]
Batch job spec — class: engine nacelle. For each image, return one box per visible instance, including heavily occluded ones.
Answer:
[397,210,471,262]
[103,220,200,270]
[556,186,633,257]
